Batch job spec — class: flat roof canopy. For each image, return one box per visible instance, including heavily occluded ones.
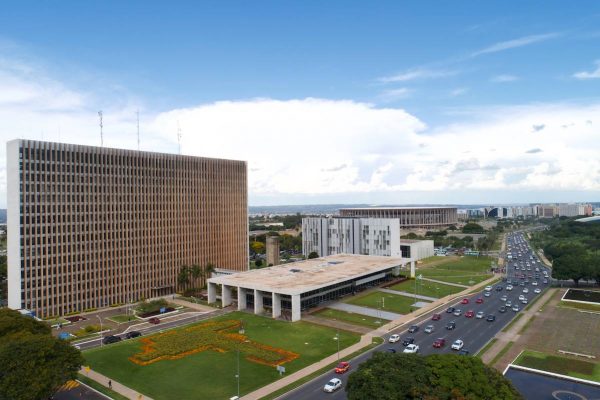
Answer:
[208,254,404,295]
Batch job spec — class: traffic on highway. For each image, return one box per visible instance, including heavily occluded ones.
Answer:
[280,231,551,400]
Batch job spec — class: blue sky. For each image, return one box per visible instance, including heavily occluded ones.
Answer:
[1,1,600,206]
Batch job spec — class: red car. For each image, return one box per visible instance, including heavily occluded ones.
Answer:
[461,298,469,304]
[475,298,484,304]
[148,317,160,324]
[465,310,474,318]
[433,338,446,348]
[431,313,441,321]
[334,361,350,374]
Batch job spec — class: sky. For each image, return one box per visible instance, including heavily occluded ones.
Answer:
[1,1,600,207]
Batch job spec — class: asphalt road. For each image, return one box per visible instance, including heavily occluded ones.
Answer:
[280,231,552,400]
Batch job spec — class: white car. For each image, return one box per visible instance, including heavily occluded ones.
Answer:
[324,378,342,393]
[523,288,529,294]
[532,281,538,286]
[389,334,400,343]
[476,311,485,319]
[485,286,492,292]
[403,344,420,354]
[424,325,435,334]
[506,285,513,291]
[518,295,525,301]
[484,291,491,297]
[451,339,464,350]
[521,298,528,304]
[534,288,542,294]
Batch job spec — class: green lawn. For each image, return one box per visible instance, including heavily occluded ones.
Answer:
[418,256,494,286]
[77,374,129,400]
[388,279,463,298]
[312,308,390,328]
[515,350,600,382]
[84,312,360,400]
[346,291,429,315]
[107,314,138,324]
[558,301,600,312]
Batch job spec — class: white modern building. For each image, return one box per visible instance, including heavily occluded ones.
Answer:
[207,254,406,321]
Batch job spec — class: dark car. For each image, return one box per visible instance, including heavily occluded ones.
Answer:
[495,285,503,291]
[446,321,456,330]
[458,349,470,356]
[148,317,160,324]
[402,337,415,346]
[433,338,446,348]
[486,314,496,322]
[499,306,507,313]
[408,325,419,333]
[125,331,142,339]
[446,306,455,313]
[102,335,121,345]
[431,313,441,321]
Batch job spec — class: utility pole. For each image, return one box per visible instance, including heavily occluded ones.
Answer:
[98,111,104,147]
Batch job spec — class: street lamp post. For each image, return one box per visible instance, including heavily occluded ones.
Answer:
[335,330,340,361]
[96,315,103,347]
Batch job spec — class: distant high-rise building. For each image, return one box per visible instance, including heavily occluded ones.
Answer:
[7,139,248,317]
[339,206,458,228]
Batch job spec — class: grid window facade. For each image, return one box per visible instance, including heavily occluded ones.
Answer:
[8,140,248,317]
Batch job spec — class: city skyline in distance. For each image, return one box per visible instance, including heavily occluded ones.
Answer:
[1,2,600,207]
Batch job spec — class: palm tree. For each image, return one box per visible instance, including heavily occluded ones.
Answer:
[177,265,190,288]
[191,264,202,285]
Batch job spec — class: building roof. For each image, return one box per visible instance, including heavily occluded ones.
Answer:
[208,254,404,295]
[575,216,600,223]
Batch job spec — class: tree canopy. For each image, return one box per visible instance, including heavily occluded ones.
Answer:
[346,352,522,400]
[462,223,485,234]
[0,309,83,400]
[308,251,319,259]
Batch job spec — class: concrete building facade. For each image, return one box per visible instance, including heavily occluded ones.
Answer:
[266,236,280,266]
[7,139,248,317]
[339,206,458,228]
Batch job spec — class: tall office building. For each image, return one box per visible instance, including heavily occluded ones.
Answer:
[7,139,248,317]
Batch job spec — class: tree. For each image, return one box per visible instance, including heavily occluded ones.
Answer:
[462,223,485,234]
[255,259,263,268]
[250,241,266,254]
[190,264,202,281]
[0,309,84,400]
[177,265,190,287]
[308,251,319,259]
[347,352,522,400]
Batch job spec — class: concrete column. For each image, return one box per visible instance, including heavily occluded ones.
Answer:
[393,264,401,277]
[272,292,282,319]
[291,294,301,322]
[410,261,416,278]
[237,287,247,311]
[207,282,217,304]
[254,289,264,315]
[222,285,233,308]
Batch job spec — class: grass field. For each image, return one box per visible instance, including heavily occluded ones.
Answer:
[418,256,494,286]
[346,291,429,315]
[84,312,360,400]
[388,279,463,298]
[77,374,129,400]
[107,314,137,324]
[312,308,390,328]
[515,350,600,382]
[558,301,600,312]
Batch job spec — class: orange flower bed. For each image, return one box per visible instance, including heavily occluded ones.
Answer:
[128,319,299,367]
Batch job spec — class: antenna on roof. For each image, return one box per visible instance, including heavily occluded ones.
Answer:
[98,111,104,147]
[136,110,140,151]
[177,120,182,155]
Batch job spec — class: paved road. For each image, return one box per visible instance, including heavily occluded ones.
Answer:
[280,231,552,400]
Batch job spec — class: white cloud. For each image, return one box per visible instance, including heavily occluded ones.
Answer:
[491,74,518,83]
[472,33,561,56]
[378,87,413,101]
[573,60,600,79]
[378,68,457,83]
[450,87,468,97]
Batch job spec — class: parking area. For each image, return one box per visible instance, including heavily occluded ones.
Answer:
[505,367,600,400]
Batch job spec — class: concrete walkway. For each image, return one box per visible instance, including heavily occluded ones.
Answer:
[421,277,470,288]
[328,302,403,320]
[480,288,556,366]
[379,288,437,302]
[81,367,153,400]
[170,297,219,312]
[241,334,374,400]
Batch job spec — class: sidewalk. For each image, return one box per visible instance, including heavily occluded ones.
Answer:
[81,367,153,400]
[240,334,374,400]
[379,288,437,301]
[170,297,218,312]
[480,288,556,366]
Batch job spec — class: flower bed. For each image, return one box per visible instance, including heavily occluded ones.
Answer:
[65,315,87,323]
[129,319,298,367]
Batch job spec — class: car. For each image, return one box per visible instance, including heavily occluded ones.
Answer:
[148,317,160,324]
[499,306,507,313]
[543,279,548,284]
[518,295,525,301]
[534,288,542,294]
[446,307,455,313]
[453,309,462,316]
[521,298,528,304]
[475,297,484,304]
[465,310,474,318]
[458,348,470,356]
[523,288,529,294]
[461,298,469,304]
[402,337,415,346]
[451,339,464,350]
[323,378,342,393]
[486,314,496,322]
[424,324,435,333]
[505,300,512,307]
[496,285,503,291]
[403,344,420,354]
[432,313,441,321]
[433,338,446,348]
[387,348,397,353]
[476,311,485,319]
[102,335,121,345]
[519,282,525,286]
[506,285,513,291]
[532,281,538,286]
[446,321,456,330]
[512,305,520,312]
[388,334,400,343]
[484,291,491,297]
[507,279,512,284]
[334,361,350,374]
[125,331,142,339]
[484,286,492,292]
[500,295,508,302]
[408,325,419,333]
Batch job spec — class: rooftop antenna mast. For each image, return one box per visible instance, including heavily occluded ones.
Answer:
[177,120,182,155]
[136,110,140,150]
[98,111,104,147]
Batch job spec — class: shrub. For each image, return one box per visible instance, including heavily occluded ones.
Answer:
[136,299,169,314]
